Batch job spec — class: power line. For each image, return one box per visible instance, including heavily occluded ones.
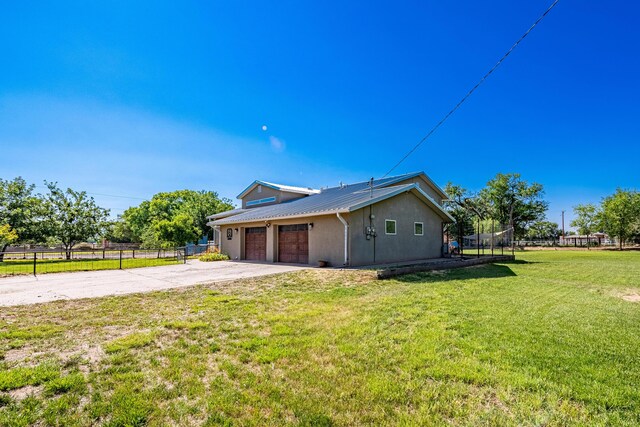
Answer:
[79,191,146,201]
[35,186,146,201]
[381,0,561,179]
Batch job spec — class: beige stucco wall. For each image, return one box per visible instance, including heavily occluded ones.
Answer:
[219,225,242,260]
[241,186,308,209]
[217,214,348,266]
[218,191,445,267]
[349,192,444,265]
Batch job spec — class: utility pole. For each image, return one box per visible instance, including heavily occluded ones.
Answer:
[561,210,565,244]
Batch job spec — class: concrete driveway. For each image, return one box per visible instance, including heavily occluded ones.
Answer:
[0,260,308,307]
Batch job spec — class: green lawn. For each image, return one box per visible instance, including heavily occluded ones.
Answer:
[0,257,180,276]
[1,251,639,426]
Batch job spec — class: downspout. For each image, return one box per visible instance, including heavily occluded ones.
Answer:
[369,205,376,263]
[336,212,349,266]
[213,226,221,251]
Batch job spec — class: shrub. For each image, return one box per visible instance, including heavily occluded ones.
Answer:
[198,252,230,262]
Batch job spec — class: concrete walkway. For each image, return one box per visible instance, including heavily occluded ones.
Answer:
[0,260,308,307]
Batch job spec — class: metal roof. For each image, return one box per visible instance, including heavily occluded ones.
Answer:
[210,178,453,226]
[206,208,249,220]
[236,180,320,199]
[371,171,449,199]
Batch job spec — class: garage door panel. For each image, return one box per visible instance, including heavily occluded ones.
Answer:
[245,227,266,261]
[278,224,309,264]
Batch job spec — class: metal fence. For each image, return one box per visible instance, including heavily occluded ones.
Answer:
[0,243,220,277]
[0,247,188,277]
[184,243,212,256]
[514,240,625,247]
[445,223,515,258]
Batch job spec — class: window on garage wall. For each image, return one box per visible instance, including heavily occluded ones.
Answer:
[385,219,396,235]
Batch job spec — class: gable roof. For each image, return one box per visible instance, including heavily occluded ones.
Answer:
[210,181,453,226]
[371,171,449,200]
[237,180,320,199]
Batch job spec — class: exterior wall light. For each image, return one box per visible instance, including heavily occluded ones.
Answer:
[308,222,314,230]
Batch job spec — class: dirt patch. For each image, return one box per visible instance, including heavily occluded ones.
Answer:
[622,294,640,302]
[58,343,106,368]
[3,348,31,363]
[9,385,43,400]
[85,344,105,364]
[3,347,44,365]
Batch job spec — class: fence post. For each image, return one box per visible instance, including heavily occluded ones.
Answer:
[132,249,135,259]
[119,250,123,269]
[33,252,37,276]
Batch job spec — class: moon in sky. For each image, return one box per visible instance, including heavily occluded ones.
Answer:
[261,125,268,131]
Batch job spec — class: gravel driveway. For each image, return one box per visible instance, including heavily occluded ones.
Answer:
[0,260,308,307]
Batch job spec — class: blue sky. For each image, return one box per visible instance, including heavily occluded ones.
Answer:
[1,1,638,228]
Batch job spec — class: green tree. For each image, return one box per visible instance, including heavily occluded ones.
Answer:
[599,189,640,249]
[122,201,152,243]
[104,218,135,243]
[570,204,601,248]
[122,190,234,248]
[43,182,110,259]
[0,177,47,260]
[479,173,548,240]
[153,213,199,248]
[443,183,475,248]
[526,220,560,242]
[0,224,18,248]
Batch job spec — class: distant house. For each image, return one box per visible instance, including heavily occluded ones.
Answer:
[561,232,613,246]
[463,230,509,248]
[207,172,453,267]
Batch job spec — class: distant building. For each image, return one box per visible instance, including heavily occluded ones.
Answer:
[561,232,613,246]
[463,230,509,248]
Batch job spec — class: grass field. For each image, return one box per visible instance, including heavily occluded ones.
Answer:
[0,257,180,276]
[1,251,639,426]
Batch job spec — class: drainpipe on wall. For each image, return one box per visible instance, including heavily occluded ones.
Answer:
[213,226,221,251]
[336,213,349,266]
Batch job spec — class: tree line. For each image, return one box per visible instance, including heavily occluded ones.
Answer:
[106,190,233,248]
[571,189,640,249]
[444,173,640,248]
[0,177,233,259]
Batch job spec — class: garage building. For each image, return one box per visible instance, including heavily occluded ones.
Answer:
[207,172,453,267]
